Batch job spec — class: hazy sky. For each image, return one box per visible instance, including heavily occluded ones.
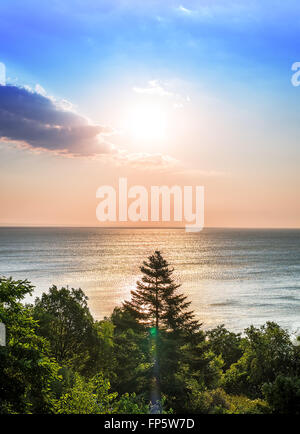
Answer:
[0,0,299,227]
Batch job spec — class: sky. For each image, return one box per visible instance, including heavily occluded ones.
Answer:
[0,0,299,228]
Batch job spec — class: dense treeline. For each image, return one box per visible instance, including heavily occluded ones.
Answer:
[1,251,300,414]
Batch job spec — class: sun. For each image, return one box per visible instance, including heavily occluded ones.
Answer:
[124,103,168,144]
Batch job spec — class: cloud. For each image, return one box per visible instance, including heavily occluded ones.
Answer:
[114,151,178,171]
[133,79,190,109]
[175,3,261,23]
[133,80,174,97]
[173,168,230,178]
[0,83,179,172]
[177,5,193,15]
[0,84,114,157]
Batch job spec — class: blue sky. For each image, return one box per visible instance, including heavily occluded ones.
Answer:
[1,0,299,141]
[1,0,300,99]
[0,0,299,227]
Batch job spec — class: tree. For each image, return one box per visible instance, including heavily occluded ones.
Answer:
[0,277,61,413]
[206,325,243,371]
[54,372,149,414]
[54,372,117,414]
[123,251,199,334]
[224,322,295,398]
[93,319,115,378]
[262,375,300,414]
[110,307,151,397]
[33,286,98,375]
[122,251,201,407]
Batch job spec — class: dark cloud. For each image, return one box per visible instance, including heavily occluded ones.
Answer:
[0,84,180,171]
[0,84,114,156]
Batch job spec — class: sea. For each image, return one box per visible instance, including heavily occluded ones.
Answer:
[0,227,299,333]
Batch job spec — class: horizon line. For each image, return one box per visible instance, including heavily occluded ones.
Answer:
[0,225,299,230]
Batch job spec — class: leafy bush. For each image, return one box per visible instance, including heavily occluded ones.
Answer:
[262,375,300,414]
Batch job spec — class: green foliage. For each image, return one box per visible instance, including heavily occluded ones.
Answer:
[206,325,243,370]
[123,251,200,333]
[111,323,151,396]
[181,341,224,390]
[179,383,270,414]
[0,277,61,414]
[33,285,98,375]
[121,251,203,409]
[54,373,150,414]
[93,320,115,378]
[164,347,224,413]
[262,375,300,414]
[54,372,117,414]
[111,306,145,333]
[227,395,271,414]
[111,305,153,396]
[2,252,300,415]
[180,383,231,414]
[114,393,149,414]
[223,322,295,398]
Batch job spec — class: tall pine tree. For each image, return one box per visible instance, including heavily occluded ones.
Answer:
[123,251,200,334]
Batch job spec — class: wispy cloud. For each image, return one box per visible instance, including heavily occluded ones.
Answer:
[174,168,230,179]
[177,5,193,15]
[175,2,262,23]
[114,150,178,171]
[133,79,190,109]
[133,80,174,97]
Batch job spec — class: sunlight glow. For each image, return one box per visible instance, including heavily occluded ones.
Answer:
[124,103,168,144]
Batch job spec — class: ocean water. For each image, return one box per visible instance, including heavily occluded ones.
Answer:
[0,227,299,332]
